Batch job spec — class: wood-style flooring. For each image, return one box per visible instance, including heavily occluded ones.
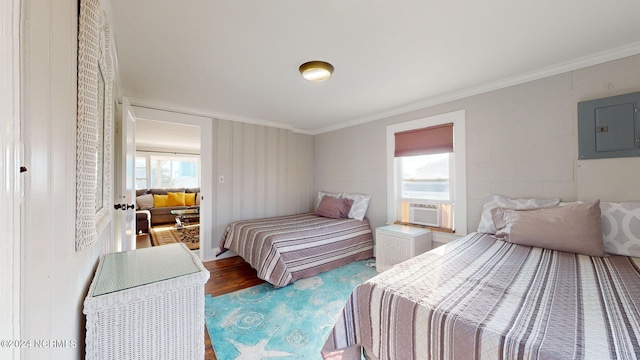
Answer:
[136,232,264,359]
[202,256,265,360]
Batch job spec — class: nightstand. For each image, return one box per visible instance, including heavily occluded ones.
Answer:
[83,243,210,360]
[376,224,432,272]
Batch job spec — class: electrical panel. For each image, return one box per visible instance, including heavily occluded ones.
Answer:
[578,91,640,160]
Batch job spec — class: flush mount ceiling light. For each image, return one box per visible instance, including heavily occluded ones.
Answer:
[299,60,334,82]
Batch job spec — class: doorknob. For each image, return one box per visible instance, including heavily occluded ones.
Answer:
[114,203,135,210]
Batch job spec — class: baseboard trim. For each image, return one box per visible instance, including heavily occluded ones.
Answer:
[210,247,238,260]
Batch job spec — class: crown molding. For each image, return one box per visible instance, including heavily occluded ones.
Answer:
[122,98,314,135]
[309,41,640,135]
[120,42,640,136]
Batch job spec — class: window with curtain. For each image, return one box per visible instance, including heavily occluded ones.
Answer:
[387,110,467,234]
[395,123,455,229]
[395,123,454,203]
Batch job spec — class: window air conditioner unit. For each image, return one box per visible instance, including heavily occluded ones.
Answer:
[408,203,441,227]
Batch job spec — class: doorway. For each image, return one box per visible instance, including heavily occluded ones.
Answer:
[124,105,213,260]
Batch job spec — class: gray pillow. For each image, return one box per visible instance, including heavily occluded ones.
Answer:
[493,200,605,257]
[149,188,185,195]
[315,190,342,211]
[136,193,154,210]
[477,193,560,234]
[316,196,353,219]
[600,201,640,257]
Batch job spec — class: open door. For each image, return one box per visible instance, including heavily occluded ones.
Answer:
[115,97,137,251]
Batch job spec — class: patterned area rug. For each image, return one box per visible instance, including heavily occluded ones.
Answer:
[149,223,199,250]
[205,259,377,359]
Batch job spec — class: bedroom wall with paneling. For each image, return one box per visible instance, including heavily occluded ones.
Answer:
[130,108,314,259]
[314,54,640,236]
[212,120,314,250]
[128,106,314,257]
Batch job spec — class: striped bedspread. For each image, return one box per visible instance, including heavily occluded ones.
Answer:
[219,213,374,287]
[322,232,640,360]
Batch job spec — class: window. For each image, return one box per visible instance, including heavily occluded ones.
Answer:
[386,110,467,234]
[400,153,452,201]
[135,156,148,189]
[135,152,200,189]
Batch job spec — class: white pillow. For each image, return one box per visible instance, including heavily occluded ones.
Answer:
[341,193,371,221]
[136,193,154,210]
[315,191,342,211]
[477,193,560,234]
[600,201,640,257]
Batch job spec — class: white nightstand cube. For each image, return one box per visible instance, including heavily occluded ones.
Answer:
[376,225,432,272]
[83,243,210,360]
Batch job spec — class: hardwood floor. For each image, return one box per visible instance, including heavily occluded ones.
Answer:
[202,256,265,360]
[136,232,261,359]
[135,233,152,249]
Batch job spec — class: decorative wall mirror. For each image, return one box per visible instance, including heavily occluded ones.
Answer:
[76,0,113,251]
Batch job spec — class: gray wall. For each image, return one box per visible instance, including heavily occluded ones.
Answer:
[212,120,314,247]
[314,54,640,235]
[21,0,114,358]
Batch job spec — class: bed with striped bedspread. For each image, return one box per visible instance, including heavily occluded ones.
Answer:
[322,232,640,360]
[218,212,374,287]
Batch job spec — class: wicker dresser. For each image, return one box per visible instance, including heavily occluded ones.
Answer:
[83,243,210,360]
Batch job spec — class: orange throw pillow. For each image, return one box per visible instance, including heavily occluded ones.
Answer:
[153,194,168,208]
[167,192,186,206]
[184,192,196,206]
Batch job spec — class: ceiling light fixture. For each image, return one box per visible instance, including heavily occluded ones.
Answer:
[299,60,334,82]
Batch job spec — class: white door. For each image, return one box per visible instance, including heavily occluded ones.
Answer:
[1,1,22,357]
[116,97,137,251]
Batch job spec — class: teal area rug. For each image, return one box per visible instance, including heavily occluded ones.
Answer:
[205,259,377,359]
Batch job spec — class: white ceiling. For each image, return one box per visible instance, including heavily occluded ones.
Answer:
[135,119,201,153]
[110,0,640,134]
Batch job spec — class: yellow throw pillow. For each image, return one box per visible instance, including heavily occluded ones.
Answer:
[153,194,168,208]
[184,192,196,206]
[167,192,186,206]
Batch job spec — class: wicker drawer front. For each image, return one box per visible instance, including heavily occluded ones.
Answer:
[376,225,432,272]
[378,233,412,270]
[83,243,210,360]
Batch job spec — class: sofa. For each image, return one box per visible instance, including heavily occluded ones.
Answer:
[135,187,200,233]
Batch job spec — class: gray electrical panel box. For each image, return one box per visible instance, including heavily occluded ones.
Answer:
[578,91,640,159]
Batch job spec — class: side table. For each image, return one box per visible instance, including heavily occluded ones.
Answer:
[375,224,432,272]
[83,243,210,360]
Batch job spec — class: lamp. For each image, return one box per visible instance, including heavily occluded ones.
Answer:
[299,61,334,82]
